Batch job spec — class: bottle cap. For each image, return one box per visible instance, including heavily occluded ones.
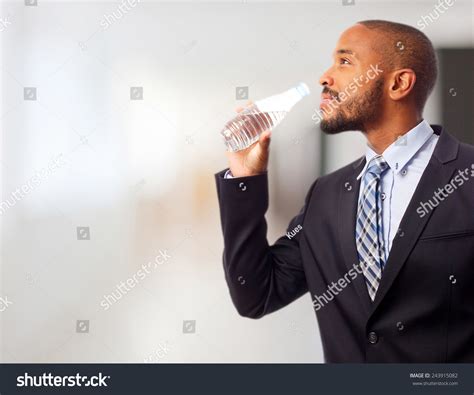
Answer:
[295,82,310,97]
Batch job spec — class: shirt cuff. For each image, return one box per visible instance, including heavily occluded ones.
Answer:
[224,169,234,179]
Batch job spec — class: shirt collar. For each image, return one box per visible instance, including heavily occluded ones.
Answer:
[357,119,434,180]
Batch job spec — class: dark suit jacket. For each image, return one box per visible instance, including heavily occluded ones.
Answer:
[215,125,474,362]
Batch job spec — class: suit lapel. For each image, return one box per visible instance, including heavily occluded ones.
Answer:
[338,156,372,314]
[369,126,460,316]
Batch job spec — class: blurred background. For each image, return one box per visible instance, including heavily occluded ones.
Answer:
[0,0,472,362]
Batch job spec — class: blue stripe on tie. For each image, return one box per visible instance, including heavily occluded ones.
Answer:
[355,155,388,301]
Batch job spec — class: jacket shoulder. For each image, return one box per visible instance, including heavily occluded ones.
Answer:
[458,141,474,158]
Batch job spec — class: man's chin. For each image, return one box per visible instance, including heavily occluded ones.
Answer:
[320,123,343,134]
[320,115,362,134]
[320,119,348,135]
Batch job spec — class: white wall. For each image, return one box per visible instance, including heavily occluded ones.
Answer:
[0,0,472,362]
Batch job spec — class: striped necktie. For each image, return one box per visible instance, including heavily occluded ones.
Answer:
[356,155,389,301]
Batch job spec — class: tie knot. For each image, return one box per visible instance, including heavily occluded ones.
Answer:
[367,155,388,177]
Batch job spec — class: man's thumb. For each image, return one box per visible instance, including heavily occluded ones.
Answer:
[259,130,272,150]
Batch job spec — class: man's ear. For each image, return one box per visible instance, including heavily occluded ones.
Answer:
[388,68,416,101]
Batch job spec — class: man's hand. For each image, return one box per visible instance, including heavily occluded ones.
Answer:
[225,100,272,178]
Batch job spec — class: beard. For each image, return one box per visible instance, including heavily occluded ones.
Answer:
[320,77,384,134]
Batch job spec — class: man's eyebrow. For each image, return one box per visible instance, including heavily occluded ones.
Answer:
[336,49,356,56]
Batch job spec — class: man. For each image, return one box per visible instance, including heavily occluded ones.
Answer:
[214,20,474,362]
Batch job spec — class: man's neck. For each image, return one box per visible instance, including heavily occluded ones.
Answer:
[363,115,423,155]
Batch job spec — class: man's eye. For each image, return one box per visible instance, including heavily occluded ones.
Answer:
[339,58,350,65]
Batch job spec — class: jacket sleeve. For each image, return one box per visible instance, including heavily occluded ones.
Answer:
[215,168,317,319]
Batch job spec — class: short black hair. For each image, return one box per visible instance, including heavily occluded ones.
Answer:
[357,20,438,112]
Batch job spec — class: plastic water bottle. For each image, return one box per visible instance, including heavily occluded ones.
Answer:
[221,82,310,152]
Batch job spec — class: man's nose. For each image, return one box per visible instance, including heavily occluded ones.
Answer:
[319,70,334,87]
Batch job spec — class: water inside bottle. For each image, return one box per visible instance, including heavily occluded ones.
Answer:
[221,107,287,152]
